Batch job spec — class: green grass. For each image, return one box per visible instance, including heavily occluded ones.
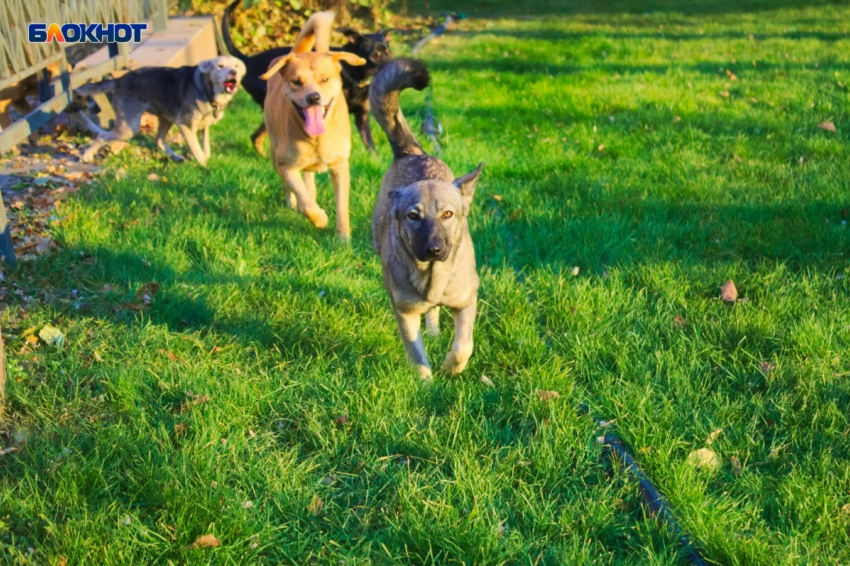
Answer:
[3,1,850,563]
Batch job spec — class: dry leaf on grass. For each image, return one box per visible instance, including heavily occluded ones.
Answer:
[672,316,687,328]
[730,456,742,477]
[720,280,738,303]
[687,447,722,472]
[39,325,64,347]
[184,534,220,550]
[817,121,837,132]
[333,414,349,426]
[308,495,324,517]
[726,69,739,81]
[536,389,560,401]
[147,173,161,182]
[706,428,723,445]
[481,375,495,388]
[759,361,776,376]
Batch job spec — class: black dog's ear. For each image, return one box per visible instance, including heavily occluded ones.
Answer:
[377,29,392,43]
[338,27,364,44]
[453,163,483,215]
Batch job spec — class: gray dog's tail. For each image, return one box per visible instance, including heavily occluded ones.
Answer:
[369,58,429,159]
[76,79,118,96]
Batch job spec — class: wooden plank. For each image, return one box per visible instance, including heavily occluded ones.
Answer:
[0,55,125,153]
[0,192,15,268]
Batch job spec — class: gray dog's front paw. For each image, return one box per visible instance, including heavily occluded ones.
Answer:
[442,345,472,375]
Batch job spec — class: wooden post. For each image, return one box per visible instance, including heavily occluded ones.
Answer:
[152,0,168,33]
[0,194,16,269]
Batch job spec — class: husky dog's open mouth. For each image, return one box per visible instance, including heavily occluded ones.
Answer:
[223,78,238,94]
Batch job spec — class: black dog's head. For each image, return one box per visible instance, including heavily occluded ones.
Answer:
[339,28,392,72]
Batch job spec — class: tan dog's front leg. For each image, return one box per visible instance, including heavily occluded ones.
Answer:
[177,124,207,167]
[281,168,328,229]
[442,299,476,374]
[425,307,440,336]
[395,309,432,379]
[329,161,351,242]
[202,125,211,161]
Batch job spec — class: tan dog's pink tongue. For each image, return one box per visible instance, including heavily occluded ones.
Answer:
[304,106,325,136]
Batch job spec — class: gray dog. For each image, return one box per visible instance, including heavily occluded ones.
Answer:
[370,58,483,380]
[74,55,246,166]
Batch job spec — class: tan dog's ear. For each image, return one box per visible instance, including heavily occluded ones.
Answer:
[331,52,367,66]
[453,163,483,214]
[259,54,296,80]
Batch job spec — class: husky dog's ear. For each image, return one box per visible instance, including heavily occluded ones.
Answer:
[453,163,483,215]
[198,58,216,74]
[259,54,296,80]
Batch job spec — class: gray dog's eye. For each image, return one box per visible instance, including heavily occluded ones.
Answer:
[407,211,420,220]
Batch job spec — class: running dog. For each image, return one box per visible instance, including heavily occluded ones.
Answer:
[261,11,366,242]
[222,0,391,154]
[370,58,483,379]
[73,56,245,166]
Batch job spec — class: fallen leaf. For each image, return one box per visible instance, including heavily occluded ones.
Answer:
[147,173,161,182]
[25,334,39,345]
[732,153,744,162]
[687,447,722,472]
[706,428,723,445]
[672,316,687,328]
[184,534,220,550]
[726,69,739,81]
[39,325,64,347]
[759,361,775,376]
[135,282,160,305]
[481,375,495,388]
[730,456,742,477]
[536,389,560,401]
[492,195,503,202]
[93,350,103,362]
[333,414,349,426]
[720,280,738,303]
[248,429,257,439]
[241,500,254,509]
[817,121,836,132]
[719,90,730,98]
[308,495,324,516]
[571,266,580,276]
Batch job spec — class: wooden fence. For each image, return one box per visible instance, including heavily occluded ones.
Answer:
[0,0,169,267]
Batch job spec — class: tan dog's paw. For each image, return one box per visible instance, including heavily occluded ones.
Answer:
[442,346,472,375]
[416,364,433,380]
[305,208,329,229]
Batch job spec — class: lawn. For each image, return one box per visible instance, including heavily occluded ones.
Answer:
[2,1,850,564]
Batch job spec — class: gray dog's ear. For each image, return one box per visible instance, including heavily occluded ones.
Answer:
[453,163,483,214]
[198,59,216,74]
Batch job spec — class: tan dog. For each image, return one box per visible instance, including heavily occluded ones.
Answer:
[260,11,366,242]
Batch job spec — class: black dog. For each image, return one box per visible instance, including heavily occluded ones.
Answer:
[222,0,391,153]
